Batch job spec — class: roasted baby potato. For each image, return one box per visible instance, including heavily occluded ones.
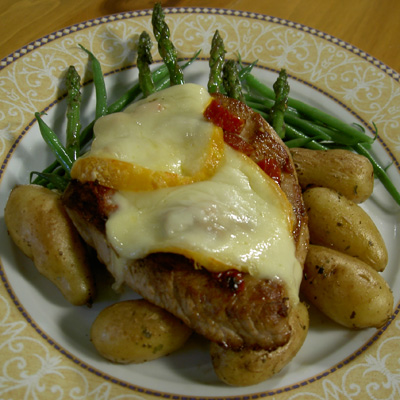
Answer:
[4,184,94,306]
[303,187,388,271]
[90,299,193,364]
[301,245,393,329]
[291,148,374,203]
[210,301,309,386]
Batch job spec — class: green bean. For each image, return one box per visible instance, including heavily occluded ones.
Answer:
[284,137,315,148]
[79,44,108,119]
[283,113,335,142]
[31,159,59,185]
[244,72,374,145]
[245,102,326,150]
[244,92,300,116]
[316,124,367,146]
[35,112,73,174]
[284,125,328,150]
[248,105,269,120]
[30,171,69,191]
[355,143,400,206]
[237,61,256,85]
[246,97,353,147]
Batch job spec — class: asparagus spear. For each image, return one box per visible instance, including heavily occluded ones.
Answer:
[151,2,184,85]
[269,69,289,138]
[223,60,244,102]
[208,30,225,94]
[137,31,156,98]
[65,65,82,161]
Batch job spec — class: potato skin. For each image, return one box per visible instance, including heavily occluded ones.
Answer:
[210,302,309,386]
[90,299,192,364]
[290,148,374,203]
[301,245,393,329]
[303,187,388,271]
[4,184,94,306]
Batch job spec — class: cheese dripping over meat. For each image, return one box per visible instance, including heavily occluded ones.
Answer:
[78,83,302,301]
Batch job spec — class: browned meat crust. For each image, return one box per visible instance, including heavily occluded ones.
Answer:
[63,181,115,233]
[126,254,290,351]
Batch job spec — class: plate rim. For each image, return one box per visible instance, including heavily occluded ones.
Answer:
[1,6,399,83]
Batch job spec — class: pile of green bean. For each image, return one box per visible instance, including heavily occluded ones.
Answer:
[31,3,400,206]
[241,73,400,205]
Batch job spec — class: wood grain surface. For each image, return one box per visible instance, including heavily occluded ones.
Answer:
[1,0,399,71]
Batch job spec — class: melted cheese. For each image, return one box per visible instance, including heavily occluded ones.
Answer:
[70,84,224,191]
[78,83,302,301]
[107,145,302,301]
[93,83,214,174]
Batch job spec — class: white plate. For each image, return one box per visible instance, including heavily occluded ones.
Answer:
[1,8,400,400]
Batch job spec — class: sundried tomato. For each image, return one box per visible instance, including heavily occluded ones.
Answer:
[257,157,282,185]
[204,99,244,135]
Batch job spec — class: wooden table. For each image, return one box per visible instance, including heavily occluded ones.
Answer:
[1,0,399,72]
